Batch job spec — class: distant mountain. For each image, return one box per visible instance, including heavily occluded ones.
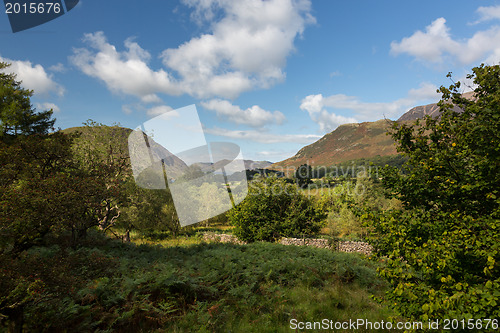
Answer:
[273,93,474,169]
[244,160,273,170]
[397,103,442,122]
[194,159,273,174]
[272,119,397,168]
[397,91,474,122]
[62,125,188,180]
[63,126,271,180]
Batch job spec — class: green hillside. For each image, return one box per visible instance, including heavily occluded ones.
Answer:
[273,119,398,168]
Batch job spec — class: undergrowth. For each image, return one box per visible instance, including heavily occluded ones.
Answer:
[1,232,399,332]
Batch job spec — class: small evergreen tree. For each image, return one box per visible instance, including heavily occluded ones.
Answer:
[294,163,313,188]
[0,62,55,142]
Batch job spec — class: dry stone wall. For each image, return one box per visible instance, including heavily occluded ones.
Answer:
[202,233,372,255]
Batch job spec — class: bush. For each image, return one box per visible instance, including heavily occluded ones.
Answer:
[228,177,324,242]
[365,64,500,324]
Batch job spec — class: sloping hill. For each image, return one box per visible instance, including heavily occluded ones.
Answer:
[272,119,397,168]
[272,93,475,169]
[397,91,474,122]
[62,126,272,178]
[62,125,188,180]
[397,103,442,122]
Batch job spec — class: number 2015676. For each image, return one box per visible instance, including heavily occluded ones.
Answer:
[5,2,62,14]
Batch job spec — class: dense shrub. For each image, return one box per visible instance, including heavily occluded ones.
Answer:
[228,176,325,242]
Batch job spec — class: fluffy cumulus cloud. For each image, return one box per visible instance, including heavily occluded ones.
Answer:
[162,0,315,99]
[146,105,175,117]
[391,17,500,65]
[35,102,60,113]
[0,57,64,96]
[301,82,440,133]
[71,0,314,101]
[299,94,358,132]
[204,127,320,144]
[70,32,181,101]
[201,99,285,127]
[475,5,500,23]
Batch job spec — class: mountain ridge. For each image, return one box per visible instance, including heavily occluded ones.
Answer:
[272,94,473,169]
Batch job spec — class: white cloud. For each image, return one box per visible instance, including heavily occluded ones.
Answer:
[300,94,358,132]
[390,18,460,63]
[204,126,320,144]
[0,57,64,96]
[48,63,66,72]
[141,94,163,104]
[71,1,314,101]
[146,105,175,117]
[300,82,440,133]
[201,99,285,127]
[122,105,133,114]
[475,5,500,23]
[70,32,181,99]
[35,102,60,113]
[407,82,442,100]
[253,149,297,162]
[391,17,500,65]
[460,27,500,64]
[162,0,315,99]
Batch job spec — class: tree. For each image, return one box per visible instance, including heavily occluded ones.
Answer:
[294,163,313,188]
[0,62,55,142]
[70,121,132,231]
[228,176,324,242]
[364,64,500,323]
[119,180,180,239]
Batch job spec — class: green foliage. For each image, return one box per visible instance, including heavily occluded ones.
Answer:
[0,233,119,332]
[70,121,133,231]
[316,174,400,240]
[294,163,313,188]
[314,155,408,178]
[0,131,111,253]
[0,64,144,328]
[228,177,324,242]
[1,233,391,332]
[0,62,55,143]
[120,182,180,238]
[365,64,500,324]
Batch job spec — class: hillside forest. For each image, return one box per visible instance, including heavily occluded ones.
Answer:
[0,61,499,332]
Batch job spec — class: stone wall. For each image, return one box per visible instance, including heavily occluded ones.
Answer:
[202,233,373,255]
[202,233,246,245]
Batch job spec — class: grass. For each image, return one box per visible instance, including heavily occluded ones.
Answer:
[8,231,401,331]
[112,234,399,331]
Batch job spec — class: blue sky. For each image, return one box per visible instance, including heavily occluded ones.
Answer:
[1,0,499,162]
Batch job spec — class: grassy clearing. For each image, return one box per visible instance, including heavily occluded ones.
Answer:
[11,231,402,332]
[86,233,399,331]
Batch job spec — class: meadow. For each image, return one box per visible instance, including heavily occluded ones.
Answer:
[4,230,400,332]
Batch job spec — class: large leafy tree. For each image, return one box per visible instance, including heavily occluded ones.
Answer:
[69,120,133,231]
[0,63,127,330]
[0,133,115,252]
[0,62,55,142]
[365,64,500,323]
